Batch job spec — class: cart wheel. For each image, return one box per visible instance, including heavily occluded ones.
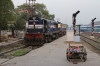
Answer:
[66,49,70,62]
[83,55,87,62]
[68,59,70,62]
[66,49,68,60]
[67,56,70,62]
[66,54,68,60]
[84,58,86,62]
[84,55,87,61]
[67,55,70,62]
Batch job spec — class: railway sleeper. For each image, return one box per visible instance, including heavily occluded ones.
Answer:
[44,37,48,43]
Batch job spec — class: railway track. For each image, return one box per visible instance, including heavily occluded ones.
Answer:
[0,40,42,65]
[0,45,26,56]
[0,34,66,65]
[0,35,65,58]
[80,35,100,50]
[0,39,25,55]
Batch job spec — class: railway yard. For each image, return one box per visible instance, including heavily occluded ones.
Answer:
[0,30,100,66]
[0,0,100,66]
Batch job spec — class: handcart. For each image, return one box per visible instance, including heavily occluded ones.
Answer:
[66,42,87,62]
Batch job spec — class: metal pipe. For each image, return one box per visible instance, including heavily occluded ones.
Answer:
[32,0,34,16]
[33,0,36,16]
[29,0,30,16]
[26,0,28,21]
[79,25,80,36]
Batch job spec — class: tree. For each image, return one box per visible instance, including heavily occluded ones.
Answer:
[8,12,26,37]
[15,3,55,20]
[14,15,26,30]
[0,0,14,29]
[35,3,55,20]
[49,14,55,20]
[0,0,14,41]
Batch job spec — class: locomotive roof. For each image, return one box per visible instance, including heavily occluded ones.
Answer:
[28,17,66,24]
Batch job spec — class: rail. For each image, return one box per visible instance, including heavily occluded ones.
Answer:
[80,35,100,50]
[0,45,25,56]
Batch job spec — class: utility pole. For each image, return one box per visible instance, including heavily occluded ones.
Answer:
[28,0,36,17]
[72,10,80,35]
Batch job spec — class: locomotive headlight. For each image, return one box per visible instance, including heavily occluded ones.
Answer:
[38,32,40,33]
[33,22,36,25]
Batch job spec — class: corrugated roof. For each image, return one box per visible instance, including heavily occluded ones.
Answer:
[88,21,100,26]
[94,21,100,25]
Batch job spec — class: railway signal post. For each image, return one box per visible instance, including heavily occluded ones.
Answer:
[72,10,80,42]
[91,18,96,36]
[72,10,80,35]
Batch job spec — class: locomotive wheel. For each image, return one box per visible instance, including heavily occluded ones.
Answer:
[48,37,52,43]
[38,40,41,45]
[84,55,87,62]
[57,35,59,38]
[42,40,45,44]
[37,39,40,45]
[45,37,48,43]
[55,35,57,39]
[37,40,40,45]
[24,37,29,42]
[40,40,43,45]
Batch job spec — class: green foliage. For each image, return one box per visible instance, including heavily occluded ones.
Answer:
[49,14,55,20]
[35,3,55,20]
[9,24,15,30]
[15,3,55,20]
[0,0,14,30]
[17,4,26,10]
[8,13,26,31]
[14,15,26,30]
[12,49,30,56]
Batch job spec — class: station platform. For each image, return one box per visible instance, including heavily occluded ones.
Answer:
[1,30,100,66]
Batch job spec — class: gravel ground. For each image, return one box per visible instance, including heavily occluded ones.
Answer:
[0,38,22,46]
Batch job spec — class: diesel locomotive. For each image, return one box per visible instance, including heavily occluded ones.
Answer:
[24,16,67,46]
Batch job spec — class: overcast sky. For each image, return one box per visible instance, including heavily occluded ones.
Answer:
[12,0,100,26]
